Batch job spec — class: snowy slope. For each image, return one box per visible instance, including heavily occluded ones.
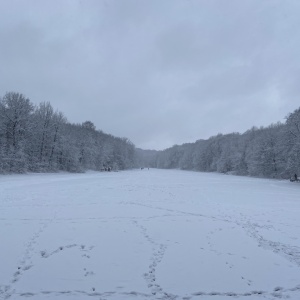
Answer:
[0,169,300,300]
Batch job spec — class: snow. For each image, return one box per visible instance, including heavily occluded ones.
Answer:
[0,169,300,300]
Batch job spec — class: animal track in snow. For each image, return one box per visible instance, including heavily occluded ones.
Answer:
[133,221,176,299]
[242,221,300,268]
[1,220,52,299]
[39,243,94,259]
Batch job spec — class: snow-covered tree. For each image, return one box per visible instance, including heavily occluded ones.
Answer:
[0,92,34,172]
[285,108,300,174]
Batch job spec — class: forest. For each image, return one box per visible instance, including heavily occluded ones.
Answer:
[1,91,300,179]
[0,92,136,173]
[138,107,300,179]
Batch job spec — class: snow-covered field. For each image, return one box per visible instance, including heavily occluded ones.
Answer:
[0,169,300,300]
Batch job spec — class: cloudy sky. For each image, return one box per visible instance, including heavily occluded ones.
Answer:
[0,0,300,150]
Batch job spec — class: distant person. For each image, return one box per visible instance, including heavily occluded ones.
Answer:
[295,174,298,181]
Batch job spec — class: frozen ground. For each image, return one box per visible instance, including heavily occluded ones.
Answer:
[0,169,300,300]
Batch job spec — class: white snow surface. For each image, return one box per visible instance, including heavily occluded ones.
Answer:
[0,169,300,300]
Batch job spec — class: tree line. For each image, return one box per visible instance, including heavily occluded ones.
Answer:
[138,107,300,179]
[0,92,136,173]
[2,91,300,179]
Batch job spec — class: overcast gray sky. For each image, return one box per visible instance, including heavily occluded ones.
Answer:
[0,0,300,150]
